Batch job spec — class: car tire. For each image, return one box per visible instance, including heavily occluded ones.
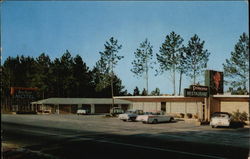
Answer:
[129,117,135,122]
[211,125,215,128]
[170,117,174,122]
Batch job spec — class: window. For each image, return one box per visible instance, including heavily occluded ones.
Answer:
[161,102,166,112]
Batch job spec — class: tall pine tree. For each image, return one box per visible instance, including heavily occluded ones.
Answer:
[184,34,210,84]
[131,38,154,94]
[156,32,184,95]
[97,37,123,107]
[223,33,249,93]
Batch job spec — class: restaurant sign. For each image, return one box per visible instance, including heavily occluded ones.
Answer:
[184,85,209,97]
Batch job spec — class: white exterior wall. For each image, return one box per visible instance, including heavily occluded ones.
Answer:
[132,101,202,116]
[220,101,249,114]
[132,102,161,112]
[170,102,186,113]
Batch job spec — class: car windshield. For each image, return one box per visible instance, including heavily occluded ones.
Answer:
[212,113,230,118]
[144,112,160,115]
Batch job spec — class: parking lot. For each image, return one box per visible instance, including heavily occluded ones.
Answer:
[2,114,249,149]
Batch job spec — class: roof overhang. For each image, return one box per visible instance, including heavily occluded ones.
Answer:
[31,98,132,105]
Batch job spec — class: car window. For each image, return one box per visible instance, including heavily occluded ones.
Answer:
[212,113,229,118]
[126,111,134,114]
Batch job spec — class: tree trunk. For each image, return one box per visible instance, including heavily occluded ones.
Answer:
[146,67,149,95]
[110,63,114,111]
[178,71,183,96]
[110,77,114,108]
[193,70,196,84]
[173,66,176,95]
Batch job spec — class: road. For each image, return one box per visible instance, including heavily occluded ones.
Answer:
[2,114,250,159]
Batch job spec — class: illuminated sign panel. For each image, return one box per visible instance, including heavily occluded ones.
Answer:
[184,85,209,97]
[205,70,224,95]
[184,89,209,97]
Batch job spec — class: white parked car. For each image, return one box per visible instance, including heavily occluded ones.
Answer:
[210,112,232,128]
[139,114,174,124]
[118,110,143,121]
[136,111,164,122]
[77,109,89,115]
[136,112,153,122]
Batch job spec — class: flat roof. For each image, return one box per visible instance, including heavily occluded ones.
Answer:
[115,94,249,99]
[32,98,132,105]
[212,95,249,98]
[115,95,249,102]
[114,96,188,99]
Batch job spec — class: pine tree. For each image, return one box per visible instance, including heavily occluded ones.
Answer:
[72,55,93,97]
[133,86,140,96]
[184,34,210,84]
[131,38,154,94]
[223,33,249,92]
[97,37,123,107]
[156,32,184,95]
[141,88,148,96]
[33,53,51,99]
[176,50,187,95]
[150,88,160,96]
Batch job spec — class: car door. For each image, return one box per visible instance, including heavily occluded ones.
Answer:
[156,115,164,122]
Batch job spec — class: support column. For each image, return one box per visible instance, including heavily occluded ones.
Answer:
[185,102,187,114]
[78,104,82,109]
[208,97,211,121]
[170,102,172,113]
[57,104,60,114]
[204,98,208,121]
[42,104,44,113]
[204,97,211,121]
[91,104,95,114]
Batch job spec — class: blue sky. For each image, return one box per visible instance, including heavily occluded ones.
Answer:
[1,1,248,94]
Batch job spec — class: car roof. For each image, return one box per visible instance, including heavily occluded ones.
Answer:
[212,112,231,115]
[212,112,230,114]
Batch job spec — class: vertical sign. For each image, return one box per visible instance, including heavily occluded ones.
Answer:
[205,70,224,95]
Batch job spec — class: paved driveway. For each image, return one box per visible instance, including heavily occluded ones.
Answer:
[2,114,249,149]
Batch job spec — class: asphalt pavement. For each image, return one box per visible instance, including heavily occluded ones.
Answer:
[2,114,250,159]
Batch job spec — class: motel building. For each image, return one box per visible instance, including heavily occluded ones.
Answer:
[115,94,249,121]
[10,70,250,121]
[30,94,249,122]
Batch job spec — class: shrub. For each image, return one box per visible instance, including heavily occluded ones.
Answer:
[179,113,185,118]
[186,113,192,119]
[193,114,198,119]
[231,109,248,122]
